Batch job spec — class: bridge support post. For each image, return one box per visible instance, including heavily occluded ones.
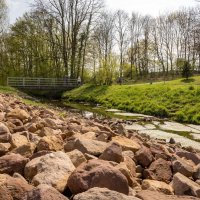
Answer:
[23,78,25,88]
[7,77,9,86]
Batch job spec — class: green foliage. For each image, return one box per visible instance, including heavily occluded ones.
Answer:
[182,61,192,80]
[188,85,194,90]
[176,58,186,70]
[63,76,200,124]
[0,86,17,93]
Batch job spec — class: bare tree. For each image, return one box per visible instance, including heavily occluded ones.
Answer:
[93,11,115,85]
[115,10,129,82]
[0,0,7,33]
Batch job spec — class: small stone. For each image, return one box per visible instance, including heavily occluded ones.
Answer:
[142,179,174,195]
[169,138,176,144]
[67,149,87,167]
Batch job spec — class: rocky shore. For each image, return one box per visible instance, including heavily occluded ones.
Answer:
[0,93,200,200]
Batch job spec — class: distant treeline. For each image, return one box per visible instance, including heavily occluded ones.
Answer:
[0,0,199,85]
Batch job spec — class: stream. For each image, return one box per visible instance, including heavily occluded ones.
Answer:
[45,99,200,150]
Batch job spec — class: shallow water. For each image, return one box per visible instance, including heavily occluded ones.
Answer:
[51,101,200,150]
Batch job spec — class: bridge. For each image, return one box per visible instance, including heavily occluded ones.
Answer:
[7,77,78,90]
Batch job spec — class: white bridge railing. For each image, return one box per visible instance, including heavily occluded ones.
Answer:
[7,77,78,89]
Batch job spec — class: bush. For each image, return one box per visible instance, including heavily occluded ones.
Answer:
[188,86,194,90]
[182,61,192,80]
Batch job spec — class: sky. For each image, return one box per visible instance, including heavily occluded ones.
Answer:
[7,0,199,24]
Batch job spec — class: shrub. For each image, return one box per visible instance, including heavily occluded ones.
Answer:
[188,86,194,90]
[182,61,192,80]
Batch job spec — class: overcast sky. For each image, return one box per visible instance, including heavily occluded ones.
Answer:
[7,0,198,24]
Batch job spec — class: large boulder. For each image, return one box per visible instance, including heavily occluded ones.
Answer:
[24,151,75,192]
[112,136,140,152]
[67,149,87,167]
[172,156,195,177]
[36,135,63,152]
[73,187,140,200]
[0,122,11,143]
[135,146,153,167]
[67,138,108,156]
[99,142,123,163]
[172,172,200,197]
[176,150,200,165]
[67,159,129,195]
[0,153,29,175]
[142,179,174,195]
[143,158,172,183]
[136,190,199,200]
[7,108,30,121]
[24,184,69,200]
[0,174,33,200]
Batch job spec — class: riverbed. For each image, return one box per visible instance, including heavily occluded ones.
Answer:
[45,100,200,150]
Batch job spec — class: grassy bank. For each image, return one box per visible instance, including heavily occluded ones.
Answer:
[0,86,47,107]
[0,86,18,93]
[63,76,200,124]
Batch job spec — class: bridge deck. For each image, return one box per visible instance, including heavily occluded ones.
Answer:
[7,77,78,90]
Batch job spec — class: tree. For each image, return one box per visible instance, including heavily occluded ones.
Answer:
[0,0,7,33]
[93,11,115,85]
[182,61,192,79]
[115,10,129,83]
[34,0,103,79]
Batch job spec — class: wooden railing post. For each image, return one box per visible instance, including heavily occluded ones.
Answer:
[23,78,25,87]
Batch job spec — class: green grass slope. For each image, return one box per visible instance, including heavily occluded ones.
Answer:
[63,76,200,124]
